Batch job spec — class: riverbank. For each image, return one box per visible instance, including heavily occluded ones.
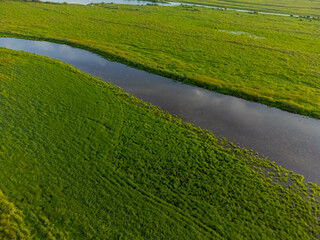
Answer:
[178,0,320,18]
[1,47,320,239]
[2,37,320,184]
[42,0,317,19]
[1,1,319,119]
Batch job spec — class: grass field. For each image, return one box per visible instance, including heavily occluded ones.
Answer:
[0,1,319,118]
[178,0,320,17]
[1,48,320,239]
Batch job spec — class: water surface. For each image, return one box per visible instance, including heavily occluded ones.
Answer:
[43,0,300,17]
[1,37,319,183]
[45,0,179,6]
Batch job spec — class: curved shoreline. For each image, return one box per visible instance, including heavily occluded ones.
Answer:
[1,47,320,239]
[1,32,319,120]
[43,0,317,19]
[1,37,320,184]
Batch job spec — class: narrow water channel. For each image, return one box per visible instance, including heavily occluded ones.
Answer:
[1,37,319,183]
[44,0,300,18]
[45,0,176,5]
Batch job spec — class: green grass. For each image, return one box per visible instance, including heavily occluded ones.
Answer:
[0,190,30,239]
[1,47,320,239]
[0,1,319,118]
[177,0,320,18]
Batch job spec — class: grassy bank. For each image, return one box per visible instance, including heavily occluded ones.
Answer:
[1,48,320,239]
[0,1,319,118]
[178,0,320,18]
[0,190,30,239]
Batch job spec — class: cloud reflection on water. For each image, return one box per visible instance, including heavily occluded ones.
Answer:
[0,37,319,183]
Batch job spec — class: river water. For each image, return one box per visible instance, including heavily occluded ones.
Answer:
[45,0,180,6]
[43,0,300,17]
[0,37,319,183]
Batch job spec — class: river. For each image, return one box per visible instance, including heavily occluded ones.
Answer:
[0,37,319,183]
[44,0,300,18]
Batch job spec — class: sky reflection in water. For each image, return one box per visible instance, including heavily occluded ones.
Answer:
[1,37,319,183]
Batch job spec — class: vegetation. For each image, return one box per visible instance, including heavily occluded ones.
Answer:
[177,0,320,18]
[0,47,320,239]
[0,1,319,238]
[0,190,30,239]
[0,1,319,118]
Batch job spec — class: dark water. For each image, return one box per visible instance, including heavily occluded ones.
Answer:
[1,38,319,183]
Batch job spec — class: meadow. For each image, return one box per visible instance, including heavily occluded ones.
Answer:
[0,47,320,239]
[178,0,320,17]
[0,1,319,118]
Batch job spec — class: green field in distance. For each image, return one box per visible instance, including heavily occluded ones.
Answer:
[0,1,319,118]
[177,0,320,17]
